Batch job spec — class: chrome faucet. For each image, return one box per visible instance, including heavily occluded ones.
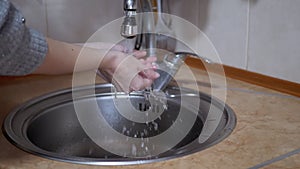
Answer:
[121,0,178,91]
[121,0,138,38]
[121,0,157,57]
[121,0,213,92]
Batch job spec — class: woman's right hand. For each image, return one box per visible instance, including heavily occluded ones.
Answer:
[98,49,159,93]
[81,42,160,92]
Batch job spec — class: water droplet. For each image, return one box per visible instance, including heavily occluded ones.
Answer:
[88,148,93,155]
[163,104,168,110]
[144,129,148,136]
[153,121,158,131]
[141,142,144,148]
[122,126,127,133]
[132,144,137,156]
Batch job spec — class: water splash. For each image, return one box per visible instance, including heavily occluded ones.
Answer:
[131,144,137,156]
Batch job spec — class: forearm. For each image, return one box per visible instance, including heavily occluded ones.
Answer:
[33,38,102,75]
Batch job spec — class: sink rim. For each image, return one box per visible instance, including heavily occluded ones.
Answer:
[2,84,236,166]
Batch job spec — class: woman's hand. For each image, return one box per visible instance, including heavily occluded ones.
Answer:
[33,39,159,92]
[82,42,160,92]
[97,46,159,92]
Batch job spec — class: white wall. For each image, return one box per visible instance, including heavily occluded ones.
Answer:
[247,0,300,84]
[10,0,300,83]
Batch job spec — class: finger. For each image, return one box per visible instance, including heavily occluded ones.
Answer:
[132,50,147,59]
[139,59,156,69]
[129,75,143,91]
[139,68,160,80]
[139,57,157,68]
[130,75,153,91]
[145,56,157,63]
[143,57,158,69]
[136,58,160,79]
[142,78,153,89]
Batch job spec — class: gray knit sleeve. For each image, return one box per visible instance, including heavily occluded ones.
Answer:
[0,0,48,76]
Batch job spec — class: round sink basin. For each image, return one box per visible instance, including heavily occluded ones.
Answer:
[2,84,236,165]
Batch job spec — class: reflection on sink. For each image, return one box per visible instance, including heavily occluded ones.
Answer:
[2,84,236,165]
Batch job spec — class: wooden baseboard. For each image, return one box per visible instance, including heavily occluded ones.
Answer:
[185,57,300,98]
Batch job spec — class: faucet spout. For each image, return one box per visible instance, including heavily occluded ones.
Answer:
[121,0,138,38]
[121,0,157,56]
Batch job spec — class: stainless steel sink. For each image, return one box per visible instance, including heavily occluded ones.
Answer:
[2,84,236,165]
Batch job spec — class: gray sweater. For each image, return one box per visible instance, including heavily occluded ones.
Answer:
[0,0,48,76]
